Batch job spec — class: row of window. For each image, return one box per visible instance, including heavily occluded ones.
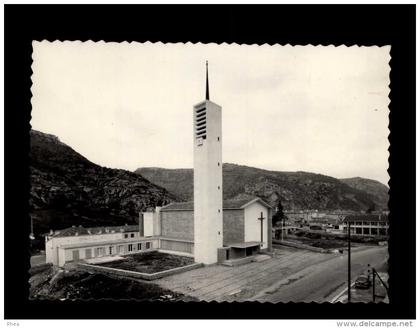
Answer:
[82,242,152,259]
[343,227,388,236]
[347,221,388,226]
[124,233,136,239]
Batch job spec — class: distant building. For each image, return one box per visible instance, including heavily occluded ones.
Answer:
[342,214,389,236]
[45,225,158,267]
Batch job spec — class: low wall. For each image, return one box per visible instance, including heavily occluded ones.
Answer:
[77,262,203,281]
[272,240,331,253]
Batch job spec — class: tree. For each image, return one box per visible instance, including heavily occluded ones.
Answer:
[272,199,285,226]
[366,203,376,214]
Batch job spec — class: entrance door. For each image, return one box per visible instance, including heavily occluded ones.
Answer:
[246,247,253,257]
[72,250,80,262]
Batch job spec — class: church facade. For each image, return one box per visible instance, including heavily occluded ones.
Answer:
[142,196,273,263]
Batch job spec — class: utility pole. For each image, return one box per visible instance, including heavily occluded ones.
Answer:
[347,220,351,303]
[282,217,285,241]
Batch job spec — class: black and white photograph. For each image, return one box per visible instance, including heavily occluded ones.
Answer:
[3,3,416,323]
[28,40,391,303]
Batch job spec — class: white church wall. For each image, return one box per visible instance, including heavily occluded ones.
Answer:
[244,202,269,249]
[143,212,154,237]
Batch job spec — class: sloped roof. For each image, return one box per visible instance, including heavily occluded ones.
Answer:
[343,214,389,223]
[48,225,139,238]
[161,196,272,212]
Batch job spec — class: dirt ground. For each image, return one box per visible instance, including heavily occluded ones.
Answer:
[29,264,197,301]
[95,252,194,273]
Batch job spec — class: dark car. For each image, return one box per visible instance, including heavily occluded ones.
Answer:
[355,275,371,289]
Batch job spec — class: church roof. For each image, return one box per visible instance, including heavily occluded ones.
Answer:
[160,196,273,212]
[46,225,139,238]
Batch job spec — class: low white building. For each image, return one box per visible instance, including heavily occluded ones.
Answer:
[45,225,158,267]
[342,214,389,236]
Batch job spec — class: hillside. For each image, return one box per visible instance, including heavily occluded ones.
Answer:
[340,177,389,210]
[136,164,388,211]
[30,130,177,245]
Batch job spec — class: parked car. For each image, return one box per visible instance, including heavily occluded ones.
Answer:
[355,274,371,289]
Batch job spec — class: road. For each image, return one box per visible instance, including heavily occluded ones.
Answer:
[251,246,388,303]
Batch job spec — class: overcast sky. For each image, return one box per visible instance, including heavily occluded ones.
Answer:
[31,41,390,185]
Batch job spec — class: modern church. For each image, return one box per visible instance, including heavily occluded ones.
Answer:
[45,62,273,267]
[142,62,273,265]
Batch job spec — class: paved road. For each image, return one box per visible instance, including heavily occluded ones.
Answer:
[251,246,388,303]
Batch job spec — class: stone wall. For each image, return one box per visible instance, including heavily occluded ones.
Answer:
[223,209,244,245]
[78,262,203,281]
[161,210,194,240]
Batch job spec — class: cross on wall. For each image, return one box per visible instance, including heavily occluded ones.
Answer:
[257,212,265,246]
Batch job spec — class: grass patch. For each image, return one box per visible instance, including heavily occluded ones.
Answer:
[96,251,194,274]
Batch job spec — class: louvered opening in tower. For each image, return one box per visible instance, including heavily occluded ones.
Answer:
[195,107,206,139]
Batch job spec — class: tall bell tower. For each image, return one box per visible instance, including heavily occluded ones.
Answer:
[193,61,223,264]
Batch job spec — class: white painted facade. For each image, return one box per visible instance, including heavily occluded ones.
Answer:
[244,201,269,249]
[46,230,140,265]
[143,212,154,237]
[44,227,161,266]
[193,99,223,264]
[56,238,158,267]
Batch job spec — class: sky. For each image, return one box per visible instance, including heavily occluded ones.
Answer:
[31,41,390,185]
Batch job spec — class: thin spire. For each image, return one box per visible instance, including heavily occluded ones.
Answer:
[206,60,210,100]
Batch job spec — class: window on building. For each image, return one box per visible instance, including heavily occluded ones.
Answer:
[355,222,362,226]
[137,243,142,251]
[355,228,362,235]
[124,234,128,239]
[371,228,378,235]
[218,162,220,166]
[371,221,378,226]
[128,244,133,252]
[218,186,220,190]
[109,246,113,255]
[146,242,151,249]
[363,228,370,235]
[218,209,220,213]
[118,245,124,254]
[217,137,220,141]
[95,247,105,257]
[131,233,135,238]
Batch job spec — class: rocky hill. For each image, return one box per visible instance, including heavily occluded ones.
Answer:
[136,164,388,211]
[30,130,176,243]
[340,177,389,211]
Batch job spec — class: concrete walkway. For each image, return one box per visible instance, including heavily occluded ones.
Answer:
[155,247,335,302]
